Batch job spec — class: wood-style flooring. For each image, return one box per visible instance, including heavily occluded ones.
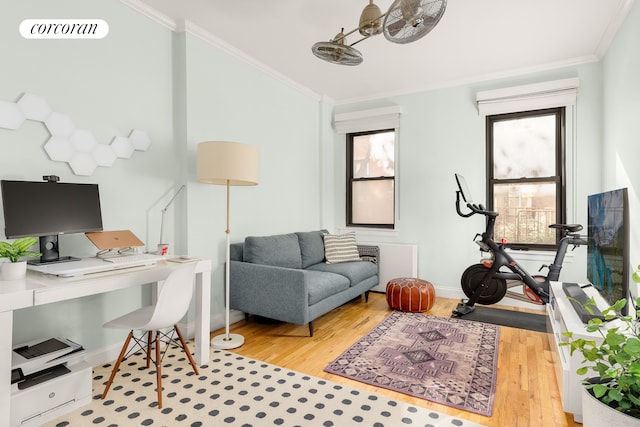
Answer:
[211,292,580,427]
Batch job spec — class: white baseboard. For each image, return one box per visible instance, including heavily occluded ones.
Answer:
[84,342,126,367]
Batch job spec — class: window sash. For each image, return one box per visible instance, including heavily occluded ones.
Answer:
[347,129,396,229]
[350,179,395,226]
[487,108,565,249]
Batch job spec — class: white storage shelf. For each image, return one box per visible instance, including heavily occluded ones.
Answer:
[546,281,614,423]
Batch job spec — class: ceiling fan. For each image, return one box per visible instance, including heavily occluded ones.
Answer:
[311,0,447,66]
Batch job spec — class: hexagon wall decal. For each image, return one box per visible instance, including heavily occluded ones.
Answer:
[129,129,151,151]
[17,93,52,121]
[1,92,151,176]
[111,136,135,159]
[69,152,98,176]
[70,129,98,153]
[44,136,74,162]
[0,100,26,130]
[92,144,117,167]
[44,112,75,137]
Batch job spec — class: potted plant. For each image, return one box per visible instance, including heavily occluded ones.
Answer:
[0,236,41,280]
[562,266,640,426]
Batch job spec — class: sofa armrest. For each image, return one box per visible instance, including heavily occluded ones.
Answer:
[229,260,310,325]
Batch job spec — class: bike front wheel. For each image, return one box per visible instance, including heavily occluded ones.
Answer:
[461,263,507,305]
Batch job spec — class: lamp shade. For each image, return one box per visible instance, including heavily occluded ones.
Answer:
[197,141,259,186]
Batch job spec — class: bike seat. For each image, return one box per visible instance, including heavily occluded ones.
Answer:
[549,223,583,232]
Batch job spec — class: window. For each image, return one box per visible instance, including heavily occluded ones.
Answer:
[346,129,395,228]
[487,108,565,249]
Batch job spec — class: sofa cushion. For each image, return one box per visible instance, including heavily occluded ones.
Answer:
[305,270,350,306]
[323,232,361,264]
[243,233,302,269]
[307,260,378,287]
[296,230,328,268]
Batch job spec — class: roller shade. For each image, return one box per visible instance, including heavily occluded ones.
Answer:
[476,78,579,116]
[334,106,402,134]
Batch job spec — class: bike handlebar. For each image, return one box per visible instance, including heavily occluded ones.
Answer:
[456,190,588,246]
[456,191,498,218]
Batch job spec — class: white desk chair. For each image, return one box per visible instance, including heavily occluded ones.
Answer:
[101,263,199,409]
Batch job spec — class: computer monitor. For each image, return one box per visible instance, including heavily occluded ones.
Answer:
[1,179,103,264]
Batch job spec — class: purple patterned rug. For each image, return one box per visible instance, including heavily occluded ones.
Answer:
[324,310,500,416]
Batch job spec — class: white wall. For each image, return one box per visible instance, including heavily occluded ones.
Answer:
[179,31,324,317]
[602,0,640,297]
[1,0,176,348]
[331,65,606,297]
[0,0,324,350]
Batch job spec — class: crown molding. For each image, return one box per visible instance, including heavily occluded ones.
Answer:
[119,0,177,31]
[334,54,600,106]
[120,0,322,103]
[594,0,636,58]
[181,20,322,102]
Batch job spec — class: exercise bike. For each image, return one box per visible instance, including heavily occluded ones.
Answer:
[452,173,588,317]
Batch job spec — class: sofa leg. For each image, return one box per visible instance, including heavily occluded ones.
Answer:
[308,321,314,337]
[244,313,250,321]
[364,291,370,302]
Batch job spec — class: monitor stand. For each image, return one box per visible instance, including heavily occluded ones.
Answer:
[27,235,80,265]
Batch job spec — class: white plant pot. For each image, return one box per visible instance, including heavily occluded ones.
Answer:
[581,386,640,427]
[1,261,27,280]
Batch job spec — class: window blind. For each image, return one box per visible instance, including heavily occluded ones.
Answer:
[333,105,402,134]
[476,78,579,116]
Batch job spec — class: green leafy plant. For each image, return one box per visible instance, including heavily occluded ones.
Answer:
[0,237,41,263]
[561,265,640,419]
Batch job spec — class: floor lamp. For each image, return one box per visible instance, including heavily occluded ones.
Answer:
[197,141,259,349]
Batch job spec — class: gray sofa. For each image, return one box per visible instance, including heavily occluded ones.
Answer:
[229,230,378,336]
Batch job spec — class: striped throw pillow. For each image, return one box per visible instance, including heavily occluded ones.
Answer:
[323,233,361,264]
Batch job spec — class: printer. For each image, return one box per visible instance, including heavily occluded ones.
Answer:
[11,337,91,426]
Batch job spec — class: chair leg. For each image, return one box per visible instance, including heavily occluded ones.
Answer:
[102,330,133,400]
[146,330,153,369]
[174,324,199,375]
[155,332,163,409]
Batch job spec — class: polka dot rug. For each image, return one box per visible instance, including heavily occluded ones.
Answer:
[45,345,486,427]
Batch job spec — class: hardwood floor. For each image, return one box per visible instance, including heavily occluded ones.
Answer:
[211,292,581,427]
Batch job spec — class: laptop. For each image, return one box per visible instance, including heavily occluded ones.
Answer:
[26,256,161,277]
[85,230,144,250]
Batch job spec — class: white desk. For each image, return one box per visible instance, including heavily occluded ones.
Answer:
[0,258,211,427]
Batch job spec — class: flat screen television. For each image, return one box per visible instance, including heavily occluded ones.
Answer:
[1,179,103,264]
[587,188,629,314]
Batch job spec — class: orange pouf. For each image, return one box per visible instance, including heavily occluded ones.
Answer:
[386,277,435,312]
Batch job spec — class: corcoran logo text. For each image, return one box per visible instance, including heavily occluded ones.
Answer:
[20,19,109,39]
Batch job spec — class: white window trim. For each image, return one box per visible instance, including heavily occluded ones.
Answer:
[476,78,580,116]
[334,106,402,134]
